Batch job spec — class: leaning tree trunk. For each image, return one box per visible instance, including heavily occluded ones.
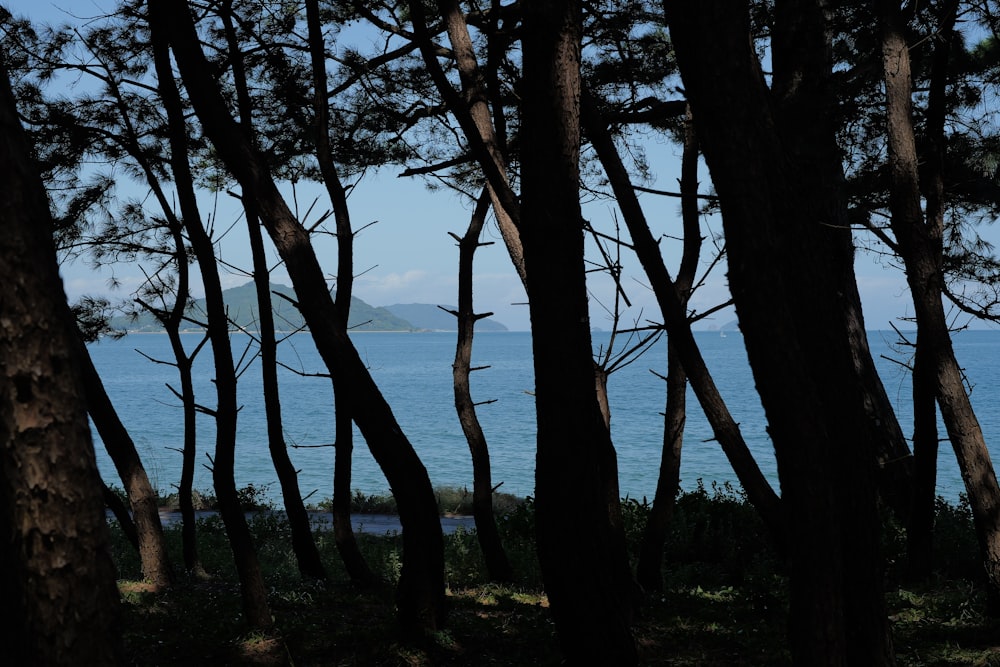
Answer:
[150,8,273,629]
[157,1,445,631]
[880,0,1000,609]
[449,187,513,582]
[0,61,122,665]
[77,336,173,589]
[521,2,637,663]
[579,88,783,538]
[220,2,327,582]
[668,2,896,664]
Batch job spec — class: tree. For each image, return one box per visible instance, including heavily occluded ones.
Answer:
[150,5,274,629]
[634,105,704,590]
[0,57,121,665]
[2,4,211,576]
[216,0,327,582]
[303,0,375,586]
[445,187,513,582]
[666,1,896,663]
[879,0,1000,608]
[76,334,174,588]
[520,1,637,662]
[153,0,447,632]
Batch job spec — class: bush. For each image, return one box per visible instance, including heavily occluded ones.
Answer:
[661,481,778,589]
[932,494,981,582]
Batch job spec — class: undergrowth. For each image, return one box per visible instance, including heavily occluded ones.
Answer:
[108,484,1000,666]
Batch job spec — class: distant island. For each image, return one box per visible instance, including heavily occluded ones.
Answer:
[110,282,508,333]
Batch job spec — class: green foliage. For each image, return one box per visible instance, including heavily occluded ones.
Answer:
[661,481,778,589]
[310,485,526,517]
[105,482,130,508]
[158,488,217,511]
[235,482,276,511]
[348,489,399,515]
[106,489,998,665]
[931,494,982,581]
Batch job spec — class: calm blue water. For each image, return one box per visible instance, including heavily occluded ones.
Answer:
[87,329,1000,504]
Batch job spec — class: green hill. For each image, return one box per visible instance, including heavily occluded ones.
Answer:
[112,282,416,332]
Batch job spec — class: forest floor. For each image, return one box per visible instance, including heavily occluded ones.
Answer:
[116,572,1000,666]
[109,488,1000,665]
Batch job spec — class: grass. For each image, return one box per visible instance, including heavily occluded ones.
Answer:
[108,484,1000,665]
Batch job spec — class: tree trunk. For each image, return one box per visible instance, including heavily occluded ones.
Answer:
[165,326,205,574]
[220,0,327,582]
[413,0,524,279]
[880,0,1000,609]
[157,220,204,575]
[667,2,895,664]
[150,5,273,629]
[908,330,939,578]
[412,0,635,606]
[0,61,122,665]
[331,387,378,586]
[579,89,784,538]
[77,335,173,588]
[156,0,446,631]
[521,2,637,663]
[303,0,376,587]
[450,187,513,582]
[637,106,701,591]
[103,481,139,552]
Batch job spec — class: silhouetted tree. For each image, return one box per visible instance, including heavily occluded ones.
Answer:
[154,0,447,632]
[216,0,327,582]
[445,187,513,582]
[667,1,896,662]
[151,3,274,629]
[520,1,637,662]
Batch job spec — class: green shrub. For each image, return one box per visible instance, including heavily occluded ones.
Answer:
[932,494,981,582]
[661,481,778,589]
[235,482,275,511]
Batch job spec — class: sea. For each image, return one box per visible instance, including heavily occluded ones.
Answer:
[87,329,1000,505]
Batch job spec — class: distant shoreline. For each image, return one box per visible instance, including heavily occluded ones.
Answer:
[112,328,530,335]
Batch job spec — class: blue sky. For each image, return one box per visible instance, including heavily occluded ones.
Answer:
[9,0,999,333]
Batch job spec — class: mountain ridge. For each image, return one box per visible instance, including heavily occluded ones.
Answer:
[111,282,508,333]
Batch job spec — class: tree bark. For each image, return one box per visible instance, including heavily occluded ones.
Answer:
[0,59,122,665]
[667,2,895,664]
[156,0,446,631]
[521,1,637,663]
[879,0,1000,608]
